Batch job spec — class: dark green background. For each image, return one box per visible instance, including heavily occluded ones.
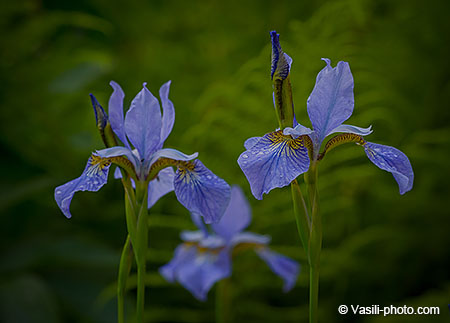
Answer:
[1,0,449,322]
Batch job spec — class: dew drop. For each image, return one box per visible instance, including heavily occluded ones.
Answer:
[242,154,249,159]
[56,190,62,195]
[206,175,212,180]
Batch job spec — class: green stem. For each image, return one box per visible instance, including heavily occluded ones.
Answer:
[290,179,311,255]
[135,181,149,323]
[215,278,232,323]
[305,162,322,323]
[118,235,132,323]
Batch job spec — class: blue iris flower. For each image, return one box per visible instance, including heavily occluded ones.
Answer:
[238,31,413,199]
[55,81,230,223]
[160,185,300,301]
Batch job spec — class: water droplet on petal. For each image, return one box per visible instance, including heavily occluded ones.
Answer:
[56,190,62,195]
[242,154,248,159]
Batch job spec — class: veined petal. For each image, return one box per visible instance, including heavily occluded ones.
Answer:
[176,248,231,301]
[109,81,130,148]
[244,137,262,150]
[270,31,292,81]
[230,232,271,248]
[125,83,162,161]
[159,81,175,145]
[174,160,231,224]
[307,59,354,144]
[148,167,175,208]
[211,185,252,241]
[237,130,310,200]
[328,124,373,136]
[283,124,314,137]
[54,155,111,218]
[364,142,414,194]
[255,248,300,292]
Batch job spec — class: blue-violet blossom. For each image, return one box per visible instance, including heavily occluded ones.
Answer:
[237,31,413,199]
[160,185,300,301]
[55,81,231,223]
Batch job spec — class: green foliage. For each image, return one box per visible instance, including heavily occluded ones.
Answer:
[1,0,449,322]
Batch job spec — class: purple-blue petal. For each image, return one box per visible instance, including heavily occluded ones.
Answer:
[238,131,310,200]
[176,248,231,301]
[124,83,162,161]
[146,148,198,174]
[229,232,271,248]
[159,244,197,283]
[211,185,251,241]
[283,124,314,137]
[244,137,262,150]
[255,248,300,292]
[328,124,373,136]
[54,156,111,218]
[159,81,175,146]
[174,160,231,224]
[148,167,175,208]
[108,81,130,148]
[96,146,139,171]
[307,59,354,144]
[89,94,108,129]
[364,142,414,194]
[190,213,209,235]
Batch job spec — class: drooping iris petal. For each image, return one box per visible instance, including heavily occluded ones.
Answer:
[244,137,262,150]
[230,232,271,248]
[124,83,162,161]
[255,248,300,292]
[108,81,130,148]
[54,156,111,218]
[174,160,231,224]
[159,244,198,283]
[307,59,354,144]
[211,185,252,241]
[364,142,414,194]
[270,31,292,81]
[238,130,310,200]
[148,167,175,208]
[328,124,373,136]
[176,248,231,301]
[159,81,175,145]
[180,230,206,243]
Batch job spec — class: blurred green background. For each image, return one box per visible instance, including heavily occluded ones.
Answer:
[1,0,449,322]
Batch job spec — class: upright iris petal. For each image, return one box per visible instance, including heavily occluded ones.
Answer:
[238,130,310,200]
[54,155,111,218]
[307,59,354,144]
[211,185,251,241]
[124,83,162,161]
[174,160,231,224]
[108,81,129,148]
[364,142,414,194]
[159,81,175,145]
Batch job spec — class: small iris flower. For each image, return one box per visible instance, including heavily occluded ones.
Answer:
[160,185,300,301]
[238,31,413,199]
[55,81,230,223]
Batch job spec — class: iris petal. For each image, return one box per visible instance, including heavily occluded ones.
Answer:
[364,142,414,194]
[255,248,300,292]
[283,124,314,137]
[238,130,310,200]
[270,31,292,80]
[176,248,231,301]
[211,185,252,241]
[230,232,271,247]
[159,244,197,283]
[146,148,198,173]
[54,155,111,218]
[96,146,139,170]
[109,81,130,148]
[174,160,231,224]
[159,81,175,145]
[328,124,373,136]
[124,83,162,161]
[148,167,175,208]
[244,137,262,150]
[307,59,354,144]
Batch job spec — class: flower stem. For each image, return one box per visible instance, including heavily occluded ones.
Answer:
[290,179,311,255]
[215,278,232,323]
[118,235,132,323]
[135,181,149,323]
[305,162,321,323]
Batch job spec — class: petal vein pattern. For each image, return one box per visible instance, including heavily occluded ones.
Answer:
[238,130,310,199]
